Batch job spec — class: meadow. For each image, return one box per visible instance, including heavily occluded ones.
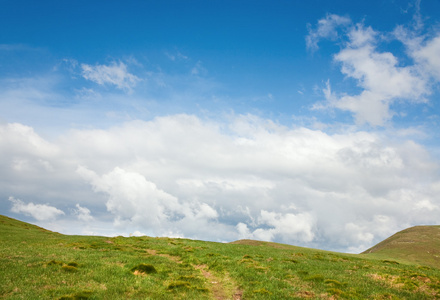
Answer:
[1,215,439,299]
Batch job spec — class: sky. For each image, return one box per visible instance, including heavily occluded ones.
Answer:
[1,0,440,253]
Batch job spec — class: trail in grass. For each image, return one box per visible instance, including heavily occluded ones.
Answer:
[146,247,242,299]
[3,216,440,299]
[194,264,242,300]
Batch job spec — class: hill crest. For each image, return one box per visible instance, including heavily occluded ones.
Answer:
[2,214,440,299]
[2,215,439,269]
[362,225,440,268]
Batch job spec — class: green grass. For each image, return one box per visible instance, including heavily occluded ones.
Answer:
[1,215,440,299]
[362,225,440,269]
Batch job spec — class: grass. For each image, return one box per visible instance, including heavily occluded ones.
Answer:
[1,214,440,299]
[362,225,440,269]
[130,263,157,274]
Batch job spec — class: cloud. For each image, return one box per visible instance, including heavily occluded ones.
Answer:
[165,50,188,61]
[76,166,181,229]
[310,14,438,126]
[1,114,439,252]
[73,204,94,222]
[398,30,440,81]
[76,165,221,238]
[81,61,140,92]
[332,25,428,126]
[191,60,207,76]
[9,196,64,221]
[306,14,351,51]
[249,210,315,243]
[0,122,59,157]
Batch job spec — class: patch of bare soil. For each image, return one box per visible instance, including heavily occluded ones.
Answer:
[233,289,243,300]
[132,270,144,276]
[145,249,182,263]
[295,291,315,298]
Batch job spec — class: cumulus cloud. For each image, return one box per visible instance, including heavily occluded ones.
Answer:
[247,210,315,244]
[76,165,221,238]
[9,196,64,221]
[309,13,439,126]
[1,115,439,252]
[412,36,440,80]
[332,25,428,126]
[0,123,58,158]
[76,166,181,229]
[0,123,62,198]
[0,123,59,164]
[73,204,94,222]
[81,61,140,92]
[395,25,440,81]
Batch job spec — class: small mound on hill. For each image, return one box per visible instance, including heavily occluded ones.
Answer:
[131,263,157,275]
[362,225,440,269]
[229,239,269,246]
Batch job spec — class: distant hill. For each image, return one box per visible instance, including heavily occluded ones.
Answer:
[0,214,57,233]
[362,225,440,269]
[2,215,440,299]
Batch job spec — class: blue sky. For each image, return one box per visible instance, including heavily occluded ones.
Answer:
[1,0,440,253]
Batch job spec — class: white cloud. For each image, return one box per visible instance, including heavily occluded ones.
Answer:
[0,123,58,157]
[310,15,437,126]
[236,222,252,239]
[130,230,146,237]
[334,25,428,114]
[414,199,439,211]
[76,166,181,229]
[0,123,60,187]
[1,115,439,252]
[73,204,94,222]
[254,210,315,243]
[81,61,140,92]
[9,196,64,221]
[76,165,221,238]
[306,14,351,51]
[405,34,440,80]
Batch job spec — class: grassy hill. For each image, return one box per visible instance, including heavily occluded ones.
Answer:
[362,226,440,269]
[1,215,440,299]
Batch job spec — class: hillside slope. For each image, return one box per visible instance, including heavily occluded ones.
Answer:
[362,225,440,269]
[1,215,440,299]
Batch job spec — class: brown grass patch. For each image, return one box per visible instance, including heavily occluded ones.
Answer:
[146,249,182,263]
[367,273,402,287]
[295,290,315,298]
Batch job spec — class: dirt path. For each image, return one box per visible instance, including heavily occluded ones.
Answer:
[195,264,242,300]
[146,249,242,299]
